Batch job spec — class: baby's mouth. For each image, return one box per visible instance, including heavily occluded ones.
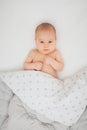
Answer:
[44,49,49,51]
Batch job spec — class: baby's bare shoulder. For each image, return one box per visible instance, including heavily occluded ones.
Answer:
[27,49,37,58]
[29,49,37,54]
[55,49,61,55]
[50,49,59,56]
[50,50,61,58]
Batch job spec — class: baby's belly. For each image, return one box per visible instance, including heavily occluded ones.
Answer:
[42,64,57,78]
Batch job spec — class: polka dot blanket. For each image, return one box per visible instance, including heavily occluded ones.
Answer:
[0,67,87,126]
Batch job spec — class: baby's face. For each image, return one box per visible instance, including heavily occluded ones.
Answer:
[35,29,56,54]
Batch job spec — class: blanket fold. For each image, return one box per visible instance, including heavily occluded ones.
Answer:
[0,68,87,126]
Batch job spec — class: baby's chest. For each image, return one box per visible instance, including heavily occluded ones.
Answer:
[33,52,56,62]
[33,54,44,62]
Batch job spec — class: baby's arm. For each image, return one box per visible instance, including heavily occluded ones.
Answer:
[24,50,43,71]
[44,50,64,71]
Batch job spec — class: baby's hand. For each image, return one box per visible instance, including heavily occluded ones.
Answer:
[33,62,43,71]
[44,56,52,65]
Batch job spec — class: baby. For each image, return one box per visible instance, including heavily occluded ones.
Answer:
[24,23,64,78]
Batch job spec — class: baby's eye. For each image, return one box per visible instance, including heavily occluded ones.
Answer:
[48,41,52,43]
[40,41,44,43]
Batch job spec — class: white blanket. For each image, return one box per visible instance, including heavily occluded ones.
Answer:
[0,68,87,126]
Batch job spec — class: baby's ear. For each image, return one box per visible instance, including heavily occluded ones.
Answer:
[35,38,37,42]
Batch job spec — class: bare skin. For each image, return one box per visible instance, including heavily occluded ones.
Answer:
[24,28,64,78]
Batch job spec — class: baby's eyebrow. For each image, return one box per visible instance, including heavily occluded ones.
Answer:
[48,39,54,41]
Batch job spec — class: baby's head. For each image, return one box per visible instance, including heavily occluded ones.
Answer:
[35,23,56,54]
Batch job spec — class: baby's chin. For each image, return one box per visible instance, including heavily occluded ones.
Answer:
[38,49,55,55]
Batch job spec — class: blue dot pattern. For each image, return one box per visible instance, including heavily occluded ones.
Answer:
[0,67,87,126]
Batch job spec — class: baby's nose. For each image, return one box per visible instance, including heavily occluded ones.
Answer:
[44,44,48,48]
